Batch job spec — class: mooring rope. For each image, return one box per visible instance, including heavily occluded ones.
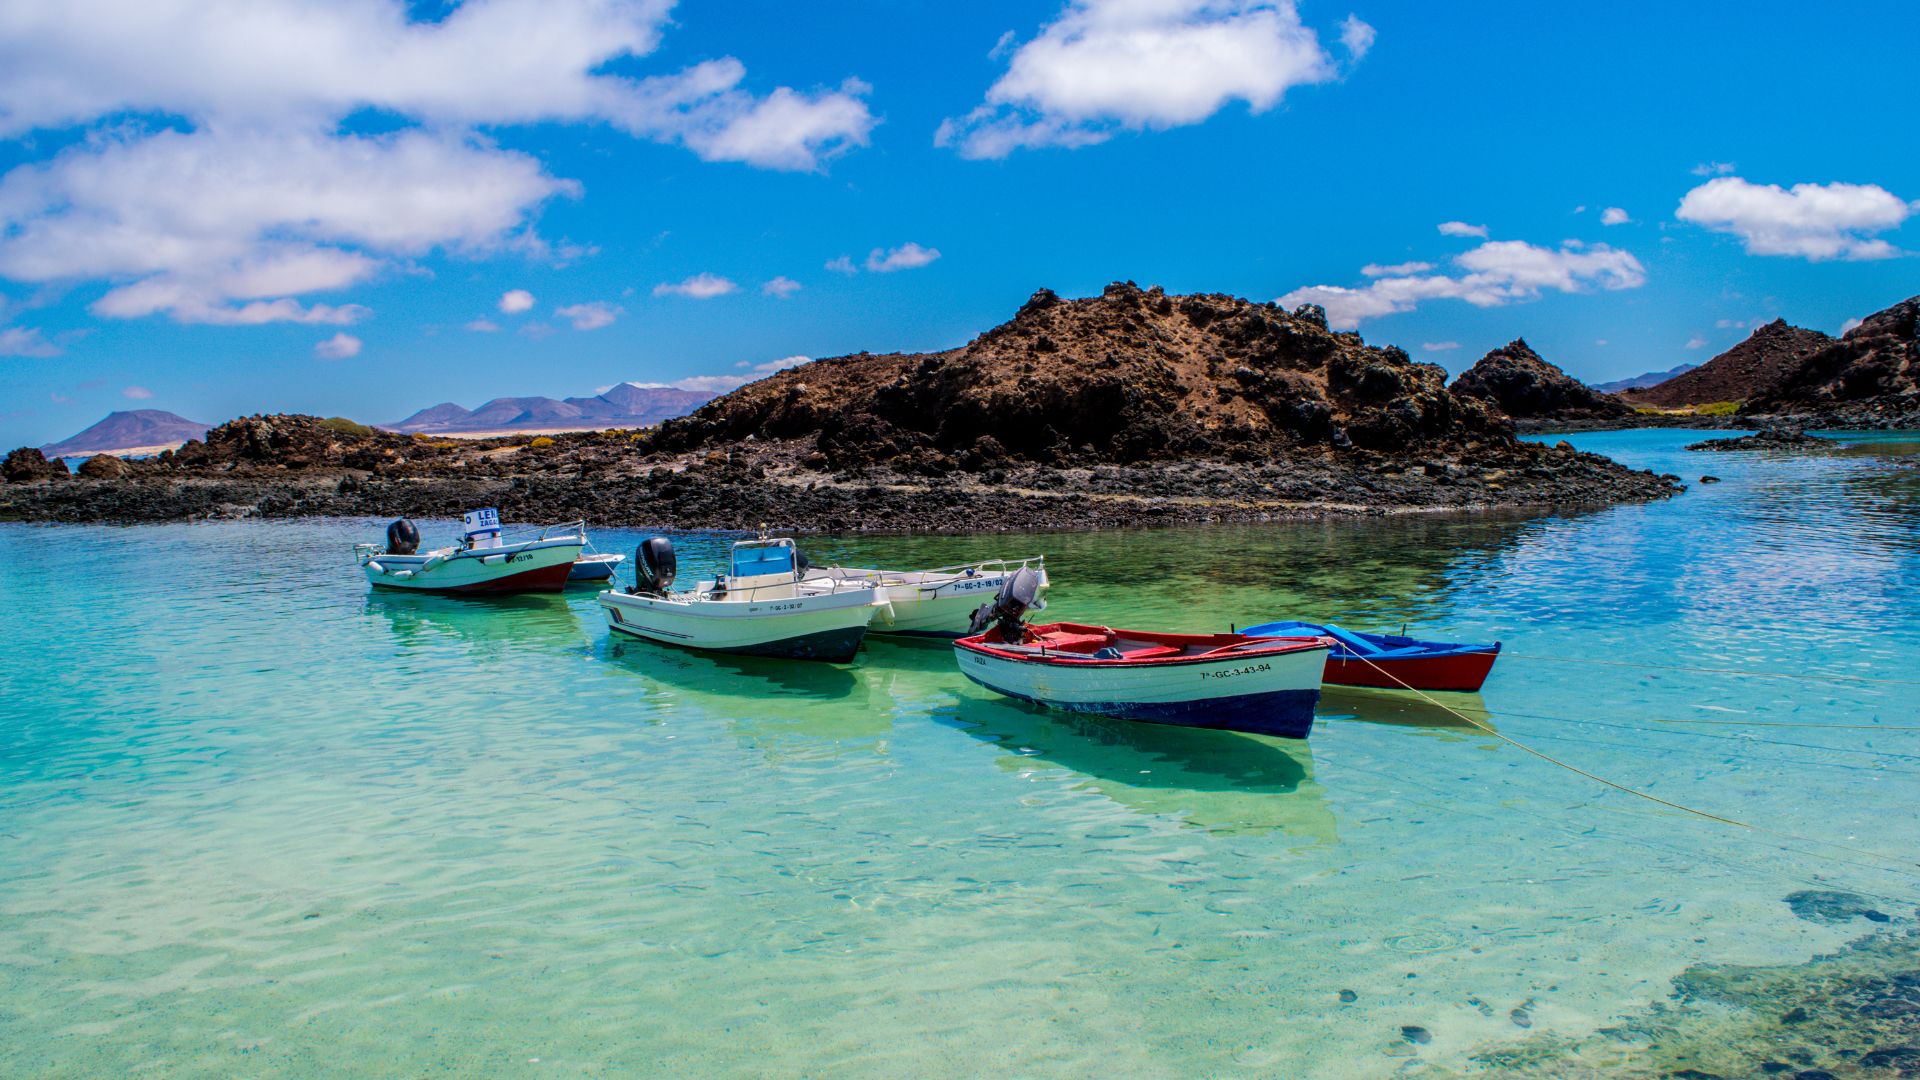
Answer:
[1341,652,1920,875]
[1501,651,1920,688]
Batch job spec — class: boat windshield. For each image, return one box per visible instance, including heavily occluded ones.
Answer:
[730,540,796,579]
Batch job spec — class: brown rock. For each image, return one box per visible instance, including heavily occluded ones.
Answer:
[1625,319,1834,408]
[77,454,134,479]
[2,446,69,483]
[1449,340,1634,422]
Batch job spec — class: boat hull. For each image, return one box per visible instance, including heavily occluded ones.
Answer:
[954,628,1327,739]
[808,565,1049,638]
[1244,620,1501,693]
[568,554,623,582]
[599,588,882,663]
[362,537,583,594]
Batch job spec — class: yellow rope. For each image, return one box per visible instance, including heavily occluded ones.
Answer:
[1340,652,1920,874]
[1502,651,1920,687]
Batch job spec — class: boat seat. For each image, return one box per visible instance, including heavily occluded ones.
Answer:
[1120,645,1185,660]
[1035,632,1112,653]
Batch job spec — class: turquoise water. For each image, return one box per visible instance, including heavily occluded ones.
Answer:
[3,428,1918,1076]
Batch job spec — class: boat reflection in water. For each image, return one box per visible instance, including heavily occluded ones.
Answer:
[601,634,886,751]
[1316,686,1499,737]
[940,693,1335,843]
[363,589,591,659]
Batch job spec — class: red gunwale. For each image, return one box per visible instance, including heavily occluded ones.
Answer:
[956,621,1330,668]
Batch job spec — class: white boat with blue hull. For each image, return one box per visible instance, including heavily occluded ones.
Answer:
[951,570,1331,738]
[598,536,888,663]
[804,556,1048,638]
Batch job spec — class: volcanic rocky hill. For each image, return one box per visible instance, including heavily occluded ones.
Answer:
[1448,340,1634,423]
[1746,296,1920,426]
[2,285,1684,528]
[1625,320,1835,408]
[655,282,1516,469]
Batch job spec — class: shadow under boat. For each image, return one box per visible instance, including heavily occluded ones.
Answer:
[1316,685,1499,736]
[363,588,591,657]
[940,692,1337,842]
[598,631,887,744]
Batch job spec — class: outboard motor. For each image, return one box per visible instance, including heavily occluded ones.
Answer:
[385,518,419,555]
[967,566,1045,642]
[631,536,677,595]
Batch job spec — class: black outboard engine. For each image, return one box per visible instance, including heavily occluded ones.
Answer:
[385,518,419,555]
[631,536,677,595]
[967,566,1044,642]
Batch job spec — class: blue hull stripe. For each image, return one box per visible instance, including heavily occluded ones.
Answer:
[610,622,868,663]
[961,671,1317,739]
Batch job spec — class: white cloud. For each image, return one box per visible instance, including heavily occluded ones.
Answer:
[498,289,536,314]
[866,242,941,273]
[0,325,60,357]
[1339,15,1375,60]
[314,331,362,359]
[937,0,1340,159]
[762,276,803,297]
[122,384,153,399]
[1361,260,1433,276]
[1692,161,1737,177]
[1676,176,1913,261]
[0,0,875,328]
[464,317,499,332]
[1840,317,1864,335]
[1594,339,1608,347]
[1685,335,1708,350]
[672,354,810,393]
[555,301,620,330]
[824,255,858,275]
[1438,221,1489,238]
[1420,341,1459,352]
[1279,238,1646,329]
[652,273,738,299]
[1600,207,1630,226]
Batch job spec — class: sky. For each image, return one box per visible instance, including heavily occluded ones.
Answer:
[1,0,1916,448]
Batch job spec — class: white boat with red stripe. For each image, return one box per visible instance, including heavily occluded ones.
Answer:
[951,569,1331,738]
[355,510,585,594]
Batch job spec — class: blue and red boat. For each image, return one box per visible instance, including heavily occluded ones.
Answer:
[1242,621,1501,693]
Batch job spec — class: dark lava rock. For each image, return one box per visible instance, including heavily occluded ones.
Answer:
[1449,339,1634,422]
[1699,475,1721,483]
[1338,989,1357,1003]
[1784,890,1892,925]
[1858,1046,1920,1073]
[1686,429,1827,452]
[1400,1025,1431,1045]
[1747,295,1920,428]
[3,446,69,483]
[1626,319,1835,408]
[77,453,134,479]
[1510,1007,1532,1028]
[1791,1071,1838,1080]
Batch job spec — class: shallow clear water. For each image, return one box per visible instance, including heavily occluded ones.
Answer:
[3,428,1918,1076]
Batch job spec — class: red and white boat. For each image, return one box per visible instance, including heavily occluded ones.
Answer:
[355,510,585,594]
[952,571,1332,738]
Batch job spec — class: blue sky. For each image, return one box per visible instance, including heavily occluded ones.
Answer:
[1,0,1915,447]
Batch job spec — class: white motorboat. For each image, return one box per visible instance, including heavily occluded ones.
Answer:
[598,535,889,662]
[803,556,1048,638]
[355,510,585,594]
[568,551,626,583]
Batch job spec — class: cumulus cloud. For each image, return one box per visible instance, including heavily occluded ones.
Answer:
[0,325,60,357]
[668,354,811,393]
[866,242,942,273]
[314,332,362,359]
[0,0,875,327]
[937,0,1342,159]
[1840,317,1864,335]
[1279,238,1647,329]
[652,273,738,299]
[555,301,620,330]
[824,255,858,275]
[122,385,153,399]
[1685,335,1708,350]
[1438,221,1489,238]
[1421,341,1460,352]
[498,289,536,314]
[1339,15,1375,60]
[1601,207,1630,226]
[1361,260,1433,276]
[1692,161,1737,177]
[1676,176,1913,261]
[465,317,499,332]
[762,276,803,297]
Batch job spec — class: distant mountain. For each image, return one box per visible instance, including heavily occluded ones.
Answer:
[1591,363,1698,394]
[386,382,714,434]
[1623,320,1834,408]
[42,410,209,457]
